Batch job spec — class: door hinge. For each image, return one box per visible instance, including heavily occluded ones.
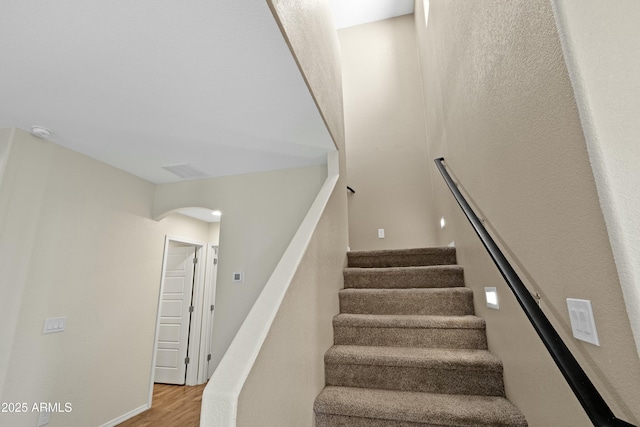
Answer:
[185,357,190,364]
[207,354,211,362]
[210,304,214,312]
[193,257,198,264]
[214,258,218,265]
[189,306,194,313]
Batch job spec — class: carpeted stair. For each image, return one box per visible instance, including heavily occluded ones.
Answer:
[314,247,527,427]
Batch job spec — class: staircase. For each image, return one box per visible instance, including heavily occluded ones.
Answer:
[314,247,528,427]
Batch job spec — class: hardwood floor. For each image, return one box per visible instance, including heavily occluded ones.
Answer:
[117,383,207,427]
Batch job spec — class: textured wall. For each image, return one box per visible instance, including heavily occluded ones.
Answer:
[0,128,11,187]
[232,1,348,425]
[339,15,438,251]
[415,0,640,424]
[551,0,640,360]
[268,0,345,152]
[0,129,213,427]
[0,127,16,397]
[0,127,327,426]
[153,164,327,372]
[236,171,346,426]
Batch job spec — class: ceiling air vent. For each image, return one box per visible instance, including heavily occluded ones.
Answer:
[161,163,208,179]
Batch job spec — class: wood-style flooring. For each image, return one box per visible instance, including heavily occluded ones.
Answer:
[117,383,207,427]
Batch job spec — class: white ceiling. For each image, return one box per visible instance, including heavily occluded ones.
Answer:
[0,1,335,184]
[330,0,414,29]
[0,1,411,187]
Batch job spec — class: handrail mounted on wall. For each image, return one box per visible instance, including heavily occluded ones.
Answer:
[434,157,635,427]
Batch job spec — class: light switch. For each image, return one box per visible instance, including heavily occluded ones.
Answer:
[37,410,51,426]
[566,299,600,346]
[43,317,66,334]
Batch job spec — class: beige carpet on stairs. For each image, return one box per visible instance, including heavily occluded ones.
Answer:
[314,247,528,427]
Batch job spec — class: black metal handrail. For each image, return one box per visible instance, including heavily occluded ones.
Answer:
[434,157,635,427]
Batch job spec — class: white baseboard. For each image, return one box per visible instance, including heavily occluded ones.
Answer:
[98,403,149,427]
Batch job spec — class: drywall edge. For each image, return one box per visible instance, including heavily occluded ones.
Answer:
[550,1,640,357]
[0,128,14,189]
[0,127,16,400]
[200,150,339,425]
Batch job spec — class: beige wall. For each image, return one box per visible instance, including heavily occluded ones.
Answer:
[0,127,327,427]
[232,2,348,425]
[0,128,12,187]
[268,0,345,154]
[236,168,347,426]
[415,0,640,425]
[0,127,45,402]
[551,0,640,358]
[0,129,213,427]
[153,164,327,372]
[339,15,438,251]
[208,221,220,245]
[0,127,15,394]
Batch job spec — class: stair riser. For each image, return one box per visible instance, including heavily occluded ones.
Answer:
[316,412,522,427]
[315,387,528,427]
[315,413,437,427]
[315,246,526,426]
[344,268,464,289]
[325,364,505,396]
[348,253,456,268]
[334,326,487,349]
[339,292,474,316]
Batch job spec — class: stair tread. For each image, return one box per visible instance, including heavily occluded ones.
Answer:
[317,246,526,426]
[315,386,527,426]
[348,247,456,257]
[339,287,474,316]
[348,247,457,268]
[339,287,472,295]
[344,265,463,273]
[325,345,502,370]
[344,265,464,289]
[333,313,485,329]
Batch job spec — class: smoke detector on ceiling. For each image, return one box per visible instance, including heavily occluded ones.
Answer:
[30,125,52,139]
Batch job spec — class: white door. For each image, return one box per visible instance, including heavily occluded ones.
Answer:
[154,245,196,385]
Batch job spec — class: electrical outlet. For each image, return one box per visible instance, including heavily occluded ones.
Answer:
[377,229,385,239]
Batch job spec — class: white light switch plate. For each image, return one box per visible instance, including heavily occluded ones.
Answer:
[37,410,51,426]
[566,298,600,346]
[43,317,66,334]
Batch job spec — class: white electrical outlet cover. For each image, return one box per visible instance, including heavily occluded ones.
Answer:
[566,298,600,346]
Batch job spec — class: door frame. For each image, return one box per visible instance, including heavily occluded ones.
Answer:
[198,244,219,383]
[148,235,206,404]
